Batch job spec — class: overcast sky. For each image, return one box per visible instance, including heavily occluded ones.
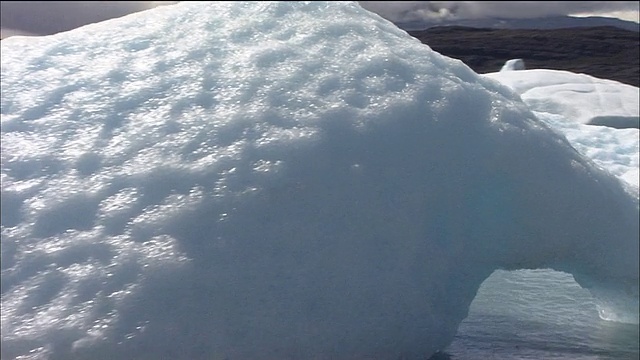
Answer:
[359,1,640,24]
[1,1,639,38]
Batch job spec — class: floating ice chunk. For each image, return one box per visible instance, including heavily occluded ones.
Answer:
[500,58,526,72]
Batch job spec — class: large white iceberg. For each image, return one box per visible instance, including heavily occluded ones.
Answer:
[485,69,640,129]
[1,1,638,359]
[485,69,640,186]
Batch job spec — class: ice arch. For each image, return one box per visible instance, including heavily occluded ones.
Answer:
[1,1,637,359]
[449,268,639,358]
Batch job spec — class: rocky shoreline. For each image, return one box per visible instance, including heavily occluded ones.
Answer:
[406,26,639,87]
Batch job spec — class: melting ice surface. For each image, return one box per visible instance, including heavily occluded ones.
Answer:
[1,2,638,359]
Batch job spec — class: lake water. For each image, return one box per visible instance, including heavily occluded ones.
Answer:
[443,269,639,359]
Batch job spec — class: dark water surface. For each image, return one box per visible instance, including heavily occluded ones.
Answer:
[444,270,639,359]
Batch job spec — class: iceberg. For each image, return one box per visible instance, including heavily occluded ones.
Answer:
[1,1,638,359]
[485,69,640,128]
[485,69,640,186]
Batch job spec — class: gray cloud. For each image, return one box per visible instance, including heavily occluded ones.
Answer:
[1,1,638,39]
[359,1,640,23]
[0,1,176,36]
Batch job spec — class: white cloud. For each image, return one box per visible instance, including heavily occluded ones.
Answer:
[572,9,639,23]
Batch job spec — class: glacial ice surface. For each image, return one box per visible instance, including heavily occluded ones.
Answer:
[1,1,638,359]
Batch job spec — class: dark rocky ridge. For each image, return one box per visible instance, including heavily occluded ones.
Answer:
[396,15,640,33]
[407,26,640,88]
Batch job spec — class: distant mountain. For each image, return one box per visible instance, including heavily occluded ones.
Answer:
[406,26,639,87]
[396,15,640,32]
